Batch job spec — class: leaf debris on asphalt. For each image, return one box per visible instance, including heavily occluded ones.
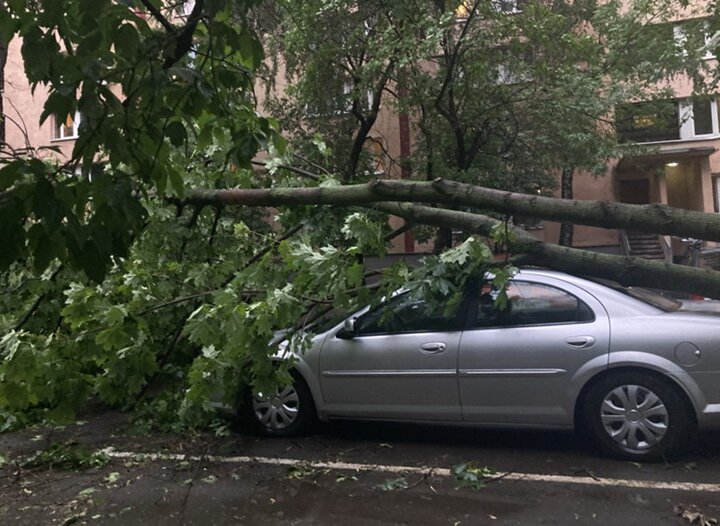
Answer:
[674,504,719,526]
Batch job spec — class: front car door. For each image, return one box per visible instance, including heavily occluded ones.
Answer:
[458,274,610,426]
[319,292,464,421]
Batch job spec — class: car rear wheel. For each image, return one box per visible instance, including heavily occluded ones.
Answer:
[580,372,693,461]
[242,371,316,437]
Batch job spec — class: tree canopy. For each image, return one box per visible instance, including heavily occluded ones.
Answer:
[0,0,718,429]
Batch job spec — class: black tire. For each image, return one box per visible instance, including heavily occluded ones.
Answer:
[241,371,316,437]
[579,372,694,462]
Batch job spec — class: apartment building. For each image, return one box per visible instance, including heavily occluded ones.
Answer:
[2,37,77,162]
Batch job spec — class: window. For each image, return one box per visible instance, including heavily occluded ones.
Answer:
[53,112,80,140]
[714,175,720,213]
[368,139,386,176]
[474,281,594,328]
[492,0,526,14]
[305,80,373,118]
[674,19,715,60]
[693,99,713,135]
[617,98,720,143]
[616,100,680,143]
[457,0,526,17]
[455,1,472,18]
[679,98,719,139]
[355,293,460,336]
[495,46,534,85]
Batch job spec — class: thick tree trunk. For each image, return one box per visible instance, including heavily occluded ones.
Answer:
[558,167,574,247]
[374,202,720,300]
[179,178,720,242]
[175,184,720,298]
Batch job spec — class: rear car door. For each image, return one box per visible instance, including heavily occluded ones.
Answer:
[458,276,610,425]
[319,293,464,421]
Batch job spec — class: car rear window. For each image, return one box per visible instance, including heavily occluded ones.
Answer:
[589,278,681,312]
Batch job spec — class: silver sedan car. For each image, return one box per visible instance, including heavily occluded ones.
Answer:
[242,269,720,461]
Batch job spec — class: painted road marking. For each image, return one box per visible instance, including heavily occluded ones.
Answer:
[101,448,720,493]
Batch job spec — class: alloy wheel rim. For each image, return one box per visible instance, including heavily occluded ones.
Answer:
[600,384,669,450]
[253,385,300,430]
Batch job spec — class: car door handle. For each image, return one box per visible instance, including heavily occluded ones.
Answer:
[420,342,446,353]
[565,336,596,348]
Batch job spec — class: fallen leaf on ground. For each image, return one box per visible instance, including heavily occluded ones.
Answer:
[674,504,718,526]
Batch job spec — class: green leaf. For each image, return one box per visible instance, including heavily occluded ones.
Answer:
[105,306,126,326]
[76,240,109,283]
[6,0,25,13]
[452,463,497,490]
[113,23,140,60]
[0,196,27,269]
[167,167,185,197]
[21,27,59,82]
[166,121,187,147]
[104,472,121,484]
[378,477,408,491]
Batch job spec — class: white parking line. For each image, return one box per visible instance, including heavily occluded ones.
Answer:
[101,448,720,493]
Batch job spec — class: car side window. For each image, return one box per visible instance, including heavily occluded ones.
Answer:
[355,294,459,335]
[474,281,595,328]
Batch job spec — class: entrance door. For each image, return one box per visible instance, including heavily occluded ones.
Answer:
[619,179,650,204]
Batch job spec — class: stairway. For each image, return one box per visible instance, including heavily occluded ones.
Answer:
[621,231,670,262]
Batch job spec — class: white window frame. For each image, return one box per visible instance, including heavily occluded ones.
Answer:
[674,20,716,60]
[52,111,81,140]
[497,63,531,85]
[492,0,523,14]
[678,99,719,140]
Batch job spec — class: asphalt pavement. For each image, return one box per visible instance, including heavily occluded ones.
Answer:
[1,410,719,525]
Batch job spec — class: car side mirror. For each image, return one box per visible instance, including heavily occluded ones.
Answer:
[336,317,357,339]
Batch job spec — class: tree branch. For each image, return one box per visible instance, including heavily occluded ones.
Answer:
[176,179,720,243]
[139,0,175,34]
[374,202,720,300]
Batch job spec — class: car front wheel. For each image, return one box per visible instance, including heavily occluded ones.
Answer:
[580,372,693,461]
[243,371,316,437]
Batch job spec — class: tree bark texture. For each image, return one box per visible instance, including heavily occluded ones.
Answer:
[375,203,720,300]
[180,178,720,242]
[0,37,8,146]
[175,182,720,299]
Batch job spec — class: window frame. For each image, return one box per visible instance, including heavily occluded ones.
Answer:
[679,98,719,140]
[674,19,716,60]
[618,98,720,144]
[52,111,81,141]
[491,0,525,14]
[467,280,596,330]
[349,291,469,337]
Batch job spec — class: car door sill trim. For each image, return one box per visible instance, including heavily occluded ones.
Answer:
[322,370,457,378]
[459,368,567,377]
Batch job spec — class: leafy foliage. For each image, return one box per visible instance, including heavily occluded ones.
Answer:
[20,443,109,471]
[378,476,409,491]
[1,0,278,281]
[0,0,714,431]
[452,462,497,490]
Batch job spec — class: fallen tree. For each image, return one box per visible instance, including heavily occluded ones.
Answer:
[177,179,720,299]
[181,179,720,242]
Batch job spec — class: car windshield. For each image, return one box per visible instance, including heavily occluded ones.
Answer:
[308,308,350,334]
[590,278,681,312]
